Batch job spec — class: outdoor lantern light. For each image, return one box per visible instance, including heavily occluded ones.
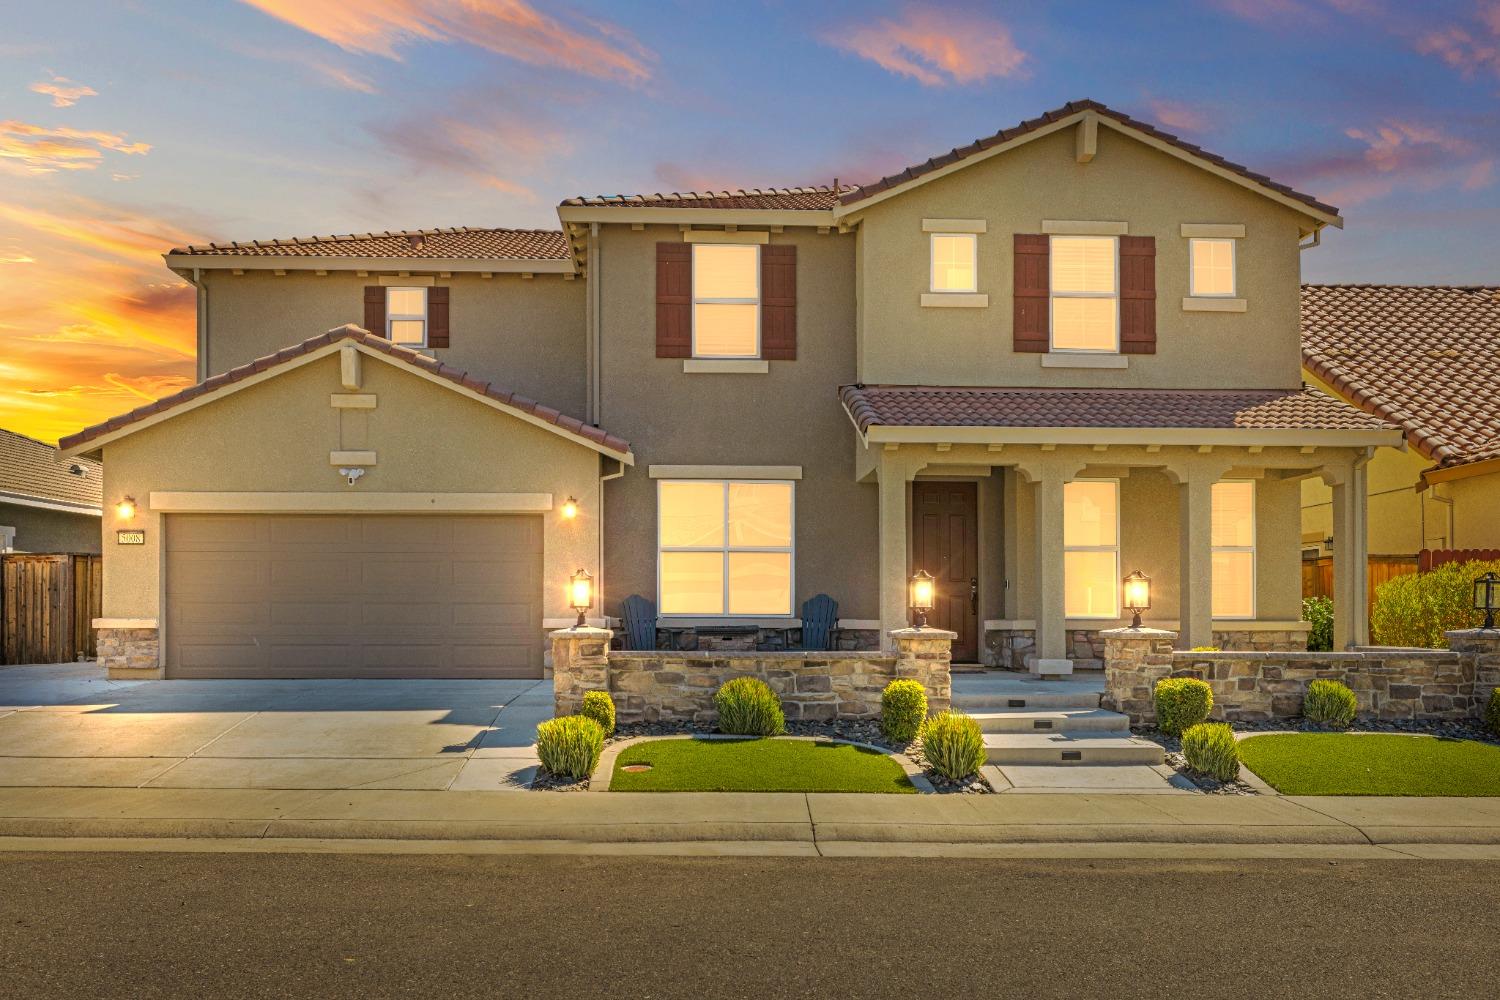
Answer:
[1123,570,1151,628]
[569,568,594,627]
[115,496,136,520]
[1474,572,1500,630]
[560,496,578,519]
[910,569,935,628]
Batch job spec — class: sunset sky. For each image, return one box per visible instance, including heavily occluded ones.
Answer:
[2,0,1497,444]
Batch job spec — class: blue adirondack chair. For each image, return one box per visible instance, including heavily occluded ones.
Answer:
[786,594,839,651]
[620,594,659,651]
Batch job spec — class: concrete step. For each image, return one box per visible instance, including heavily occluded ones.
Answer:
[967,708,1130,734]
[952,677,1103,712]
[983,732,1165,766]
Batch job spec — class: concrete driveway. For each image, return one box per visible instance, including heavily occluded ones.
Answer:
[0,662,551,792]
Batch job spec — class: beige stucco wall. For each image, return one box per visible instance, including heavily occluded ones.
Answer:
[96,350,602,623]
[202,270,587,416]
[592,224,877,620]
[1447,471,1500,549]
[851,124,1312,390]
[0,502,101,554]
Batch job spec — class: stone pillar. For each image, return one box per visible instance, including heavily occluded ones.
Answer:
[1177,472,1214,650]
[1446,628,1500,719]
[890,627,954,713]
[1100,626,1178,725]
[94,618,161,680]
[1032,472,1070,674]
[550,626,612,717]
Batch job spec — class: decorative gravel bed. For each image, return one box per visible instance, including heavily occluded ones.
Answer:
[1135,728,1256,795]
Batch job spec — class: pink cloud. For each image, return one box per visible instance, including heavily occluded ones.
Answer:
[1142,98,1212,135]
[0,120,150,173]
[367,103,567,199]
[237,0,655,84]
[1282,120,1495,206]
[28,73,97,108]
[1416,24,1500,76]
[823,6,1027,86]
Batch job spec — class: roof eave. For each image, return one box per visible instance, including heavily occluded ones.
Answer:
[555,205,837,228]
[164,253,575,276]
[851,421,1403,450]
[0,491,103,516]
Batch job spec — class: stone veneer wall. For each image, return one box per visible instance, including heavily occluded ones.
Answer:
[984,625,1308,670]
[1103,627,1500,725]
[553,627,952,725]
[97,627,160,678]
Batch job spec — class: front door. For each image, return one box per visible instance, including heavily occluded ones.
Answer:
[911,482,979,662]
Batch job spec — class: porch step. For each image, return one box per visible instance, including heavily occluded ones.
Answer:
[983,732,1164,766]
[951,676,1104,712]
[967,708,1130,734]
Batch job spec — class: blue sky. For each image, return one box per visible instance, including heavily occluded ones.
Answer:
[1,0,1497,441]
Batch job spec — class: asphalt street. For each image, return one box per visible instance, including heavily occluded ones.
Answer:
[1,852,1493,999]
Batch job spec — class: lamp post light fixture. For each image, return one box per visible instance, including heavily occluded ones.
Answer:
[1475,572,1500,631]
[560,496,578,519]
[1123,570,1151,629]
[910,569,935,629]
[115,496,137,520]
[569,568,594,628]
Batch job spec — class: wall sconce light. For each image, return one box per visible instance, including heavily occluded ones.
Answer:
[115,496,137,520]
[910,569,935,628]
[1474,571,1500,631]
[1123,570,1151,629]
[561,496,578,519]
[569,568,594,627]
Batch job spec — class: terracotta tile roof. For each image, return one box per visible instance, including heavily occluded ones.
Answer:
[561,186,847,211]
[0,427,102,510]
[170,227,569,260]
[59,326,631,460]
[1302,284,1500,468]
[840,99,1340,219]
[839,384,1395,434]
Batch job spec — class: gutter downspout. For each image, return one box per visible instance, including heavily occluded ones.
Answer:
[1298,226,1322,252]
[180,266,209,382]
[588,222,602,426]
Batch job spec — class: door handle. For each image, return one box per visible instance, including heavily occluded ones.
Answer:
[969,577,978,615]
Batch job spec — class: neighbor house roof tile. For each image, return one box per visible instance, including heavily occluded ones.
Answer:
[170,227,570,260]
[561,186,847,211]
[0,428,102,510]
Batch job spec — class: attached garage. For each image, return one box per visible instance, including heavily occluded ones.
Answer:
[165,513,543,679]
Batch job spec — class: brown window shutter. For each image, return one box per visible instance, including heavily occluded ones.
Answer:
[1119,235,1156,355]
[364,286,387,338]
[656,242,692,358]
[1013,234,1049,353]
[426,287,450,348]
[760,244,797,360]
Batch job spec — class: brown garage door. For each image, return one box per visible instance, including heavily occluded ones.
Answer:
[164,513,543,679]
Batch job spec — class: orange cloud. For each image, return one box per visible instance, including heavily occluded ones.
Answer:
[823,6,1027,86]
[28,74,97,108]
[0,196,199,266]
[0,120,150,173]
[238,0,655,84]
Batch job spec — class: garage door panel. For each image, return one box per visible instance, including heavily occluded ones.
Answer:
[166,513,543,679]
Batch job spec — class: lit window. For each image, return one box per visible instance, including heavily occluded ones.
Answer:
[1212,480,1256,618]
[693,244,759,358]
[659,480,793,616]
[1051,236,1117,352]
[386,287,427,346]
[1190,238,1235,297]
[1063,480,1119,618]
[930,233,977,292]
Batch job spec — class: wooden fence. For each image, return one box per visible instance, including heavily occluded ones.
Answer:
[1,554,103,665]
[1417,548,1500,572]
[1301,555,1419,628]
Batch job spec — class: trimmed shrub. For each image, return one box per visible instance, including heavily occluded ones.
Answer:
[1487,688,1500,737]
[1303,678,1357,728]
[535,715,604,781]
[580,690,616,736]
[1154,677,1213,736]
[1181,722,1239,782]
[714,677,786,736]
[1190,646,1221,652]
[919,711,985,781]
[880,679,927,743]
[1371,559,1500,649]
[1303,595,1334,652]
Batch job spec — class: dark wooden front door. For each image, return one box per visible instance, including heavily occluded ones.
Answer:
[911,482,979,662]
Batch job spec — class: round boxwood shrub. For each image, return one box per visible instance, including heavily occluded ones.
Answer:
[1181,722,1239,782]
[1487,688,1500,737]
[580,690,616,736]
[920,711,985,781]
[535,715,604,781]
[1154,677,1213,736]
[1303,678,1357,728]
[880,679,927,743]
[714,677,786,736]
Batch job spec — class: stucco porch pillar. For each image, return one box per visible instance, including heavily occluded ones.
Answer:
[1326,455,1371,649]
[878,451,921,647]
[1177,471,1215,650]
[1012,454,1086,676]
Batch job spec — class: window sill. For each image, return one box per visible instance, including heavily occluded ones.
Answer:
[1182,297,1246,312]
[1041,353,1128,369]
[920,293,988,308]
[682,359,769,374]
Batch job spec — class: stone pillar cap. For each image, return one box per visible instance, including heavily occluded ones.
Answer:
[549,625,613,639]
[1444,628,1500,639]
[1099,626,1179,638]
[888,627,958,640]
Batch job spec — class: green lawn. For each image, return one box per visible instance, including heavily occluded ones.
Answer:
[609,737,917,793]
[1239,732,1500,796]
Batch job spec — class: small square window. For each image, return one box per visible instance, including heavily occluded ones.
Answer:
[929,234,977,293]
[386,287,427,346]
[1190,238,1235,297]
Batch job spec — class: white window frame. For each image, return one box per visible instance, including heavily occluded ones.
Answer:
[0,525,14,553]
[656,479,795,618]
[1211,479,1257,620]
[1049,235,1120,354]
[691,244,760,359]
[386,286,428,347]
[1188,238,1236,298]
[928,232,978,293]
[1063,478,1121,620]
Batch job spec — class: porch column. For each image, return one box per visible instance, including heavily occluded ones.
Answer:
[1177,470,1215,650]
[878,451,918,646]
[1327,454,1371,649]
[1033,473,1069,670]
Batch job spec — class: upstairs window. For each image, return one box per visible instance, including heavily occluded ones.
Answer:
[1063,479,1120,619]
[692,244,759,358]
[1190,238,1236,297]
[1211,480,1256,619]
[386,287,428,346]
[929,233,977,292]
[1050,236,1117,352]
[658,480,794,616]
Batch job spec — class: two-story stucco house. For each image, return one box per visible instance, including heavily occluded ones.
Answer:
[59,100,1401,681]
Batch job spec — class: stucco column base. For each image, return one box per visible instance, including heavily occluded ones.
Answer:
[1101,627,1180,724]
[889,627,954,713]
[550,626,613,717]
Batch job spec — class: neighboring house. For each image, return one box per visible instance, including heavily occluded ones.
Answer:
[59,100,1400,681]
[0,428,102,554]
[1301,285,1500,557]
